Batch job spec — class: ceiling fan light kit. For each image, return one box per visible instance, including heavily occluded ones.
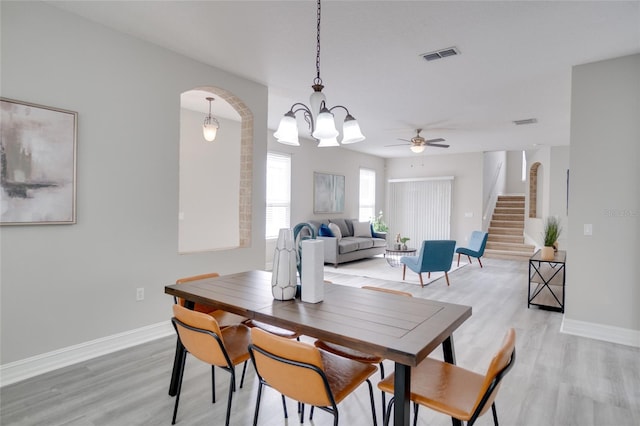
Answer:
[274,0,365,148]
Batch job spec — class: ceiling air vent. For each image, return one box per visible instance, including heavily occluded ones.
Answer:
[513,118,538,125]
[421,46,460,62]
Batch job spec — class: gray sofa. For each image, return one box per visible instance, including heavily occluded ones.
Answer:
[306,218,387,267]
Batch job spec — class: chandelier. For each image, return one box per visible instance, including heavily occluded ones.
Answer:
[202,97,220,142]
[274,0,365,147]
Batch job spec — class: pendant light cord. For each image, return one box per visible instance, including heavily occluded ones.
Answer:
[314,0,322,86]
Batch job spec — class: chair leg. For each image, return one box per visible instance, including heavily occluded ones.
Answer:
[445,271,450,286]
[366,379,378,426]
[172,348,187,425]
[282,395,288,418]
[419,273,424,287]
[402,264,406,280]
[478,256,483,268]
[211,365,216,403]
[491,402,498,426]
[428,272,431,278]
[379,362,386,421]
[239,360,248,389]
[225,372,235,426]
[413,402,419,426]
[457,252,461,267]
[384,397,395,426]
[467,255,472,265]
[252,381,264,426]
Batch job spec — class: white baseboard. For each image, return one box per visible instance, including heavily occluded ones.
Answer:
[561,317,640,348]
[0,321,174,387]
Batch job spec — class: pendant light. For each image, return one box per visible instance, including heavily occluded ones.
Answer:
[274,0,365,147]
[202,97,220,142]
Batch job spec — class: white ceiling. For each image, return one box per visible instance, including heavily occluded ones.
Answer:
[49,1,640,158]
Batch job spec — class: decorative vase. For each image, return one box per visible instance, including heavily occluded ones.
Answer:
[271,228,298,300]
[402,244,407,250]
[540,246,555,261]
[553,241,559,252]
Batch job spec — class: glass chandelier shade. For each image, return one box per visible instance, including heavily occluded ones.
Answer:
[410,144,426,153]
[341,114,366,144]
[273,111,300,146]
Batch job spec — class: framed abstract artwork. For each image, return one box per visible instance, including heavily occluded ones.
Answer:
[1,98,78,225]
[314,172,345,214]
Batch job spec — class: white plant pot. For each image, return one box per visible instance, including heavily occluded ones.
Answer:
[271,228,298,300]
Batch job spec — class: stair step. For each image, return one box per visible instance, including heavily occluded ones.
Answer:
[494,207,525,215]
[492,214,524,222]
[486,241,535,251]
[488,227,524,236]
[497,195,525,201]
[488,234,524,244]
[490,220,524,229]
[496,201,525,208]
[484,249,532,261]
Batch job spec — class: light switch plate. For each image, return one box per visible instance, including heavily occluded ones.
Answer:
[584,224,593,236]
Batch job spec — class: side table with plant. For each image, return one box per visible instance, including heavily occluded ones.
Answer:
[541,216,562,260]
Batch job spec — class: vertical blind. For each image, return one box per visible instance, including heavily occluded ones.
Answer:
[265,152,291,238]
[387,177,453,246]
[359,168,376,222]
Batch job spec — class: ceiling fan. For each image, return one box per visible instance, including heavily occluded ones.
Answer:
[386,129,450,153]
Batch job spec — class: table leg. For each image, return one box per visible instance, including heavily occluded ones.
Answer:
[442,336,462,426]
[393,363,411,426]
[168,300,193,396]
[168,337,184,396]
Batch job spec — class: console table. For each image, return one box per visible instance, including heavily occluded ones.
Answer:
[528,249,566,312]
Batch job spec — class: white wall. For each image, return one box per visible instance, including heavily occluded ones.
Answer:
[566,54,639,335]
[523,146,551,246]
[265,132,386,266]
[179,109,241,252]
[506,150,527,194]
[482,151,507,230]
[0,2,268,364]
[385,152,483,244]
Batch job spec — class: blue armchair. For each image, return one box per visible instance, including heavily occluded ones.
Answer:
[456,231,489,267]
[401,240,457,287]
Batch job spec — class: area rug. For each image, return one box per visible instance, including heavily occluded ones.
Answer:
[323,256,467,287]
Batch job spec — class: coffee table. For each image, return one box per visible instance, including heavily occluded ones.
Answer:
[385,247,417,267]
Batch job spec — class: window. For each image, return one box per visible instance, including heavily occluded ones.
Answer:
[266,152,291,239]
[521,150,527,182]
[359,168,376,222]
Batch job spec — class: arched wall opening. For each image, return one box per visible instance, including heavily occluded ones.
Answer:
[178,87,253,253]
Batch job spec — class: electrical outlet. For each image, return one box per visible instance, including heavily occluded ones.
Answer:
[136,287,144,301]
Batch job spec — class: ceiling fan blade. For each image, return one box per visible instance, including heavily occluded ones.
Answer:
[426,142,450,148]
[396,138,411,142]
[385,143,410,147]
[425,138,446,143]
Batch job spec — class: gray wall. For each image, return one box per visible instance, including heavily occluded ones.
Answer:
[567,54,639,331]
[0,2,268,363]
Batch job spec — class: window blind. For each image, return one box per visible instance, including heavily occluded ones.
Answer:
[387,177,452,246]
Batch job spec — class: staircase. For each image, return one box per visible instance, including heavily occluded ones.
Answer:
[485,195,535,260]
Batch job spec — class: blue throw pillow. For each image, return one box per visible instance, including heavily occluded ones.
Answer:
[319,223,334,237]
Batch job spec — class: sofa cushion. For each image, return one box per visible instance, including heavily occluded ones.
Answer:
[372,237,387,248]
[329,218,351,237]
[338,237,360,254]
[353,221,372,238]
[318,224,334,237]
[354,237,374,250]
[328,223,342,240]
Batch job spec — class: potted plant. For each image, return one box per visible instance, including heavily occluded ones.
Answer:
[400,237,410,250]
[372,211,389,231]
[541,217,562,260]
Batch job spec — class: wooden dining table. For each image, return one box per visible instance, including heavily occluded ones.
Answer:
[165,270,471,426]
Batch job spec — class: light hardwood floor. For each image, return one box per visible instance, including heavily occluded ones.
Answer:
[2,258,639,425]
